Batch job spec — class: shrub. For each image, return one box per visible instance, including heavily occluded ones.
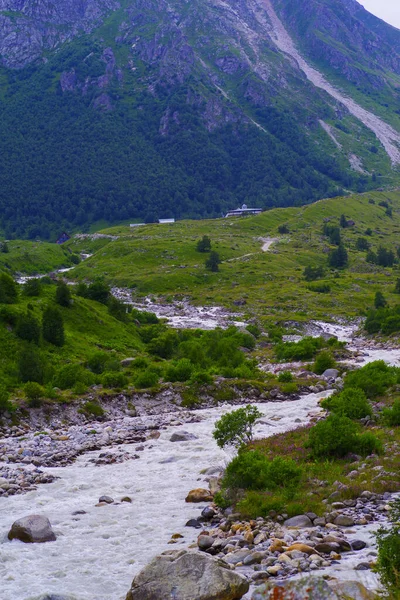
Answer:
[164,358,194,383]
[307,414,358,458]
[108,296,128,322]
[355,432,383,456]
[42,305,64,346]
[375,291,387,309]
[356,237,370,251]
[278,371,293,383]
[223,451,302,491]
[278,224,289,234]
[131,308,159,324]
[0,272,18,304]
[53,364,93,390]
[23,279,41,297]
[24,382,44,408]
[55,281,71,307]
[308,283,331,294]
[87,352,111,374]
[321,387,372,420]
[134,369,159,389]
[376,500,400,595]
[382,399,400,426]
[79,401,105,418]
[101,371,128,388]
[18,344,44,384]
[344,361,398,398]
[0,387,13,413]
[86,280,110,304]
[246,324,261,338]
[205,251,221,272]
[189,370,213,385]
[275,337,324,361]
[15,312,41,344]
[213,405,262,449]
[281,382,298,394]
[147,331,179,359]
[130,357,149,370]
[303,265,324,281]
[313,351,336,375]
[196,235,211,252]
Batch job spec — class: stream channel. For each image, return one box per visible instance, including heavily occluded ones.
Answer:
[0,323,399,599]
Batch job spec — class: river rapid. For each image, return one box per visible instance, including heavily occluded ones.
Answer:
[0,322,399,600]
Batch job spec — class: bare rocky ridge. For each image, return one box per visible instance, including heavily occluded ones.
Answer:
[261,0,400,164]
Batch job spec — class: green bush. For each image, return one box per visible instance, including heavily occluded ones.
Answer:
[23,279,41,297]
[15,312,41,345]
[356,432,383,456]
[55,281,71,307]
[164,358,194,383]
[308,283,331,294]
[0,387,13,413]
[344,361,398,398]
[189,370,213,385]
[223,451,302,491]
[42,305,64,347]
[147,331,179,358]
[130,357,149,370]
[79,401,105,418]
[246,324,261,338]
[0,272,18,304]
[280,382,298,394]
[108,296,128,322]
[131,308,159,324]
[321,387,372,420]
[382,399,400,426]
[303,265,324,281]
[19,344,44,384]
[24,382,44,407]
[313,351,336,375]
[376,500,400,595]
[276,337,324,361]
[213,405,262,449]
[87,351,120,375]
[101,371,128,388]
[278,371,293,383]
[53,364,94,390]
[307,414,358,458]
[134,369,159,389]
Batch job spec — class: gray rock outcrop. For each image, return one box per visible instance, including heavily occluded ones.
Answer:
[8,514,56,543]
[125,549,249,600]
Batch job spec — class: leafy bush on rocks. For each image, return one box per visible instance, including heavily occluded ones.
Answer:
[313,351,336,375]
[321,388,372,420]
[275,337,324,361]
[24,382,44,407]
[101,371,128,389]
[53,364,94,390]
[382,399,400,426]
[376,499,400,596]
[278,371,293,383]
[164,358,194,383]
[134,369,159,389]
[0,387,13,413]
[307,414,382,458]
[344,361,398,398]
[223,451,302,491]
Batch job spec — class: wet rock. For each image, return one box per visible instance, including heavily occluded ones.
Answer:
[8,515,56,543]
[186,519,202,529]
[322,369,339,379]
[315,542,341,554]
[125,549,249,600]
[351,540,367,551]
[284,515,313,528]
[121,497,132,503]
[185,489,213,503]
[202,506,217,520]
[170,431,198,442]
[98,495,114,504]
[198,535,215,551]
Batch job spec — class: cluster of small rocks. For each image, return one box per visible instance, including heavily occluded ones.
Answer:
[0,465,57,497]
[186,492,393,582]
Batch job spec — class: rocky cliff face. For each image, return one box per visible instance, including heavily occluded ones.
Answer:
[0,0,118,67]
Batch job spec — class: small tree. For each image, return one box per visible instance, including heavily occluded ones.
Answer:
[24,382,44,408]
[328,243,348,268]
[340,214,348,228]
[205,251,221,272]
[42,305,65,346]
[18,343,43,383]
[278,224,289,234]
[55,281,71,307]
[0,241,9,253]
[0,272,18,304]
[394,279,400,294]
[196,236,211,253]
[376,499,400,596]
[374,291,387,309]
[23,279,41,297]
[0,387,13,413]
[213,405,263,449]
[15,312,41,344]
[356,237,370,251]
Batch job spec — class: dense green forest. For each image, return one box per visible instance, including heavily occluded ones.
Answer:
[0,36,370,240]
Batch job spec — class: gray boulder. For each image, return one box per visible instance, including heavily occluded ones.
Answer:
[8,515,56,543]
[125,549,249,600]
[322,369,339,380]
[170,431,198,442]
[283,515,313,528]
[252,578,338,599]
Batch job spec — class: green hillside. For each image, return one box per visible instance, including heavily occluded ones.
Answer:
[67,189,400,323]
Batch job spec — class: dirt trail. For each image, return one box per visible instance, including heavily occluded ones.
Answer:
[261,0,400,165]
[261,237,278,251]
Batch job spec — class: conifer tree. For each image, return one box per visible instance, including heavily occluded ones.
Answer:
[42,306,65,346]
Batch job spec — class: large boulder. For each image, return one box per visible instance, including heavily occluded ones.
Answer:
[283,515,313,528]
[185,488,213,502]
[8,515,56,543]
[170,431,198,442]
[125,549,249,600]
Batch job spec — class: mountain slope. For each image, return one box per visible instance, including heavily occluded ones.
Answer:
[0,0,399,238]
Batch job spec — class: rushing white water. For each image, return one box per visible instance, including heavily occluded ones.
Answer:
[0,395,327,600]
